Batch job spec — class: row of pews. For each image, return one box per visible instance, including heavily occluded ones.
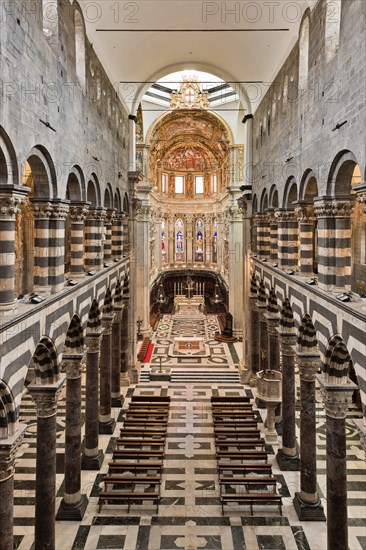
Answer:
[212,396,283,516]
[98,395,170,513]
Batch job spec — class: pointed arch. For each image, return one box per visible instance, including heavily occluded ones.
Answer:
[0,380,17,438]
[0,125,19,186]
[323,335,351,384]
[267,287,279,315]
[87,299,102,334]
[30,337,59,385]
[64,314,84,354]
[102,288,114,317]
[279,298,295,332]
[297,314,318,352]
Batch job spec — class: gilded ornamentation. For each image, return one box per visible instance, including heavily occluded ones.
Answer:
[170,77,210,110]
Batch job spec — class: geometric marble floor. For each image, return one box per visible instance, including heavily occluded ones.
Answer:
[13,313,366,549]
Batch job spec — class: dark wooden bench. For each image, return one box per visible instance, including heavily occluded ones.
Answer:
[98,491,160,513]
[216,450,268,462]
[116,439,165,450]
[212,406,253,413]
[130,396,171,403]
[218,463,273,475]
[112,450,164,461]
[214,426,259,435]
[213,421,258,428]
[215,430,261,440]
[215,439,265,450]
[107,461,163,474]
[103,475,161,489]
[213,412,257,420]
[123,419,168,427]
[125,412,169,419]
[120,429,167,437]
[219,476,277,489]
[220,493,282,515]
[211,397,250,403]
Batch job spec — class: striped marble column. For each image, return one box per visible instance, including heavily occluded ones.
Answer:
[69,203,89,278]
[0,411,26,550]
[276,299,300,471]
[293,316,325,521]
[121,274,130,386]
[249,272,260,384]
[28,374,66,550]
[269,210,278,264]
[251,215,258,255]
[275,209,299,270]
[84,209,105,272]
[0,190,27,312]
[317,349,357,550]
[32,200,52,293]
[265,288,282,430]
[81,300,104,470]
[49,201,69,293]
[122,214,129,256]
[111,280,123,407]
[314,198,354,291]
[103,210,114,265]
[99,290,116,434]
[56,350,88,520]
[257,214,270,260]
[256,279,268,408]
[112,213,123,259]
[295,204,315,275]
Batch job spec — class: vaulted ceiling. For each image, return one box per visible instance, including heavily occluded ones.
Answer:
[79,0,315,113]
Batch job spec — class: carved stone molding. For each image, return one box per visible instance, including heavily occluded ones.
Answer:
[279,334,296,356]
[87,209,105,222]
[101,317,114,334]
[32,202,53,220]
[49,202,69,220]
[314,200,354,219]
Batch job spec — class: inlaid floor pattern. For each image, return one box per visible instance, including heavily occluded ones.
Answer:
[12,313,366,550]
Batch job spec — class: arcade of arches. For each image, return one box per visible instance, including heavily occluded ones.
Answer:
[0,1,365,550]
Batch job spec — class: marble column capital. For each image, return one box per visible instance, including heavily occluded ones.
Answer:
[296,355,319,382]
[278,332,297,355]
[31,200,53,220]
[0,424,27,481]
[314,199,354,219]
[28,375,66,418]
[102,316,114,334]
[69,204,89,223]
[48,201,69,220]
[274,209,297,223]
[265,314,280,331]
[62,353,84,379]
[295,204,315,223]
[112,308,123,322]
[0,192,26,219]
[317,374,357,419]
[104,209,116,224]
[85,331,103,352]
[87,208,105,222]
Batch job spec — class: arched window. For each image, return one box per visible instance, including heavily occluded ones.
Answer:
[175,218,184,261]
[161,219,167,263]
[74,10,86,90]
[195,218,204,261]
[212,218,218,263]
[299,16,310,90]
[325,0,341,63]
[42,0,58,45]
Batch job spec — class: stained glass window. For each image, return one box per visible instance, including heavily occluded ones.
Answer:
[162,219,166,262]
[175,218,185,261]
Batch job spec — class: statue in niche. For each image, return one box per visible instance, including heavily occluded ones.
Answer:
[186,174,194,198]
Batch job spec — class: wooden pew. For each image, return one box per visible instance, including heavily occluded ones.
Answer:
[218,463,273,476]
[216,450,268,462]
[211,396,250,403]
[107,461,163,475]
[215,430,261,440]
[220,492,282,515]
[111,450,164,462]
[98,491,160,513]
[215,440,265,451]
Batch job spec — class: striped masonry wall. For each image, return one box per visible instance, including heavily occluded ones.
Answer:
[69,205,88,278]
[276,210,299,270]
[269,214,278,263]
[32,202,52,292]
[48,202,69,294]
[296,205,315,275]
[0,198,18,306]
[112,214,123,259]
[84,210,104,272]
[315,200,353,291]
[103,213,113,264]
[122,215,129,255]
[257,214,270,259]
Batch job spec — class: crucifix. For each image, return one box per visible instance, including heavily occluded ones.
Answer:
[185,276,194,299]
